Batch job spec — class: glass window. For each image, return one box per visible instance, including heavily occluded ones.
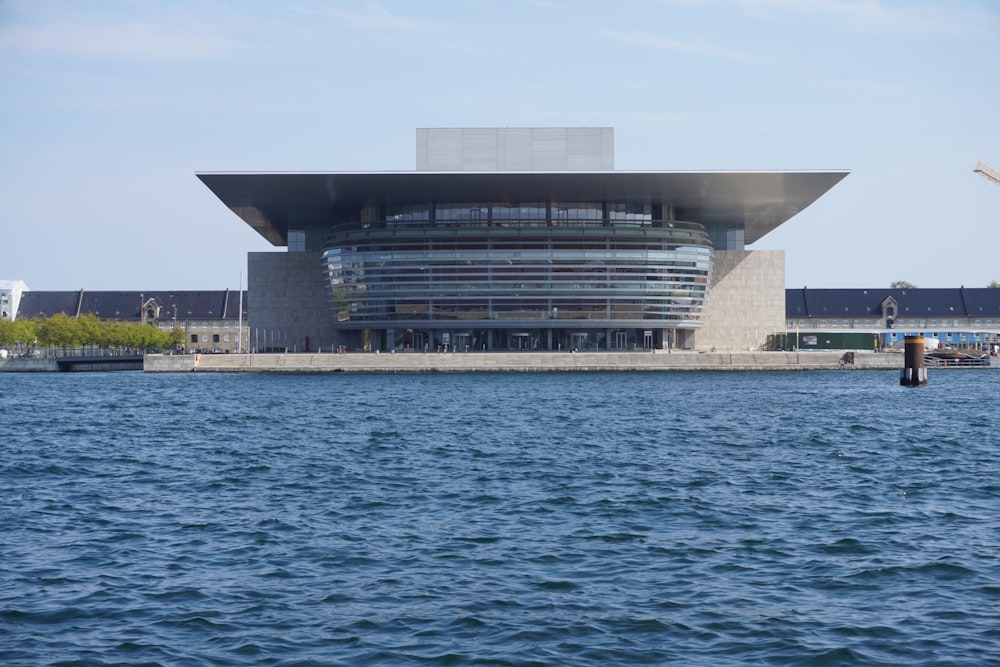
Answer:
[821,319,827,327]
[553,202,602,225]
[843,320,849,327]
[609,201,651,226]
[190,334,198,343]
[288,229,305,252]
[386,205,430,226]
[435,203,487,226]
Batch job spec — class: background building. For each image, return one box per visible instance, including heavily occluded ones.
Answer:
[0,279,28,322]
[784,287,1000,351]
[199,128,847,352]
[14,289,248,353]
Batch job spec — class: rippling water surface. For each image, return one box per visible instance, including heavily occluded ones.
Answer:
[2,370,998,665]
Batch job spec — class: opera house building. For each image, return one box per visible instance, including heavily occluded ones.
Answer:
[198,128,846,353]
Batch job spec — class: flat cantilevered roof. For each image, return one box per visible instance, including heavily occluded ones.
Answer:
[198,170,848,247]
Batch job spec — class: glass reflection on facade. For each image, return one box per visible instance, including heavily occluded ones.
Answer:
[323,201,712,351]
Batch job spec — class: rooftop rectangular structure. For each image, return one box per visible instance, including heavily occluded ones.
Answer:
[416,127,614,172]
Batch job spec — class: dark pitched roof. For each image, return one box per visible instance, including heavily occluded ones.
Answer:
[16,291,81,319]
[786,288,1000,319]
[17,290,248,320]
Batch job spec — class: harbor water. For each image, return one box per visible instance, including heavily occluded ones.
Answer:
[1,370,998,665]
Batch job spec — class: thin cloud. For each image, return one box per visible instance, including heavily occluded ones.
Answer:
[303,1,447,37]
[603,30,756,61]
[663,0,997,36]
[0,19,239,61]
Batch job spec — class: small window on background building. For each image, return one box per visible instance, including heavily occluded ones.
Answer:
[191,334,198,343]
[842,320,849,327]
[853,320,860,327]
[212,334,220,343]
[821,319,827,327]
[865,320,871,327]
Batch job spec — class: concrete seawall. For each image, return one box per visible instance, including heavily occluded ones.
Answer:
[145,351,910,373]
[0,358,59,372]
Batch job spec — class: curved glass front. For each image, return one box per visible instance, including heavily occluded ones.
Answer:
[323,223,711,328]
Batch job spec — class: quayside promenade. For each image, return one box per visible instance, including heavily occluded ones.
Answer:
[145,350,913,373]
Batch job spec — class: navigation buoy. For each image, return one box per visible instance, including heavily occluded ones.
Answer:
[900,335,926,386]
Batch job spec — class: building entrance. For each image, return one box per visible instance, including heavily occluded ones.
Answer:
[510,332,531,350]
[453,332,471,352]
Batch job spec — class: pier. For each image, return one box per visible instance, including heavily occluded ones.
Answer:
[145,350,926,373]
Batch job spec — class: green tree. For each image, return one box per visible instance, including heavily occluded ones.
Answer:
[169,326,186,348]
[890,280,917,289]
[13,319,37,352]
[0,319,35,353]
[77,314,107,348]
[36,313,83,348]
[0,319,13,347]
[988,280,1000,288]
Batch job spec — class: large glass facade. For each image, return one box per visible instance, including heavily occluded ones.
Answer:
[323,201,713,350]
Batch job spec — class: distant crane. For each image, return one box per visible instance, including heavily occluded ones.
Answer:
[974,161,1000,186]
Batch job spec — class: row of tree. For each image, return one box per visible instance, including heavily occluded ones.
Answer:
[0,314,185,352]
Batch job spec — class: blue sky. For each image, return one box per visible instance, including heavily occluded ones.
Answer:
[2,0,999,291]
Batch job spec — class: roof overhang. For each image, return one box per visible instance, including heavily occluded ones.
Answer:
[197,170,848,246]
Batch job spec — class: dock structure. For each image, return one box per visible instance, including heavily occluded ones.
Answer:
[145,350,911,373]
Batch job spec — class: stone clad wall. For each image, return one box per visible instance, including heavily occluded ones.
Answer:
[248,252,339,353]
[143,350,907,373]
[698,250,785,351]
